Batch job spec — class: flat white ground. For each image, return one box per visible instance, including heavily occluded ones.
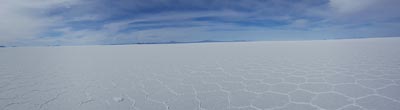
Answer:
[1,38,400,110]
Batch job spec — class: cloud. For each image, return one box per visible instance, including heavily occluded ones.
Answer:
[329,0,377,14]
[328,0,400,22]
[0,0,79,45]
[0,0,399,46]
[289,19,309,29]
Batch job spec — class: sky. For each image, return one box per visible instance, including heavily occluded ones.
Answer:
[1,0,400,46]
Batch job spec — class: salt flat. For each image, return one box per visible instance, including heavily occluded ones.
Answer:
[1,38,400,110]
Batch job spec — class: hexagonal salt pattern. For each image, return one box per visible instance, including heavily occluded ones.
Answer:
[1,38,400,110]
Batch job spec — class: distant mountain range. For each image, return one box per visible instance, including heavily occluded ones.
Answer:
[4,36,398,47]
[108,40,250,45]
[0,40,249,47]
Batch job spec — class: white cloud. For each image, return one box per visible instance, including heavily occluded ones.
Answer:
[69,15,102,22]
[0,0,79,45]
[328,0,400,22]
[289,19,309,29]
[329,0,378,14]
